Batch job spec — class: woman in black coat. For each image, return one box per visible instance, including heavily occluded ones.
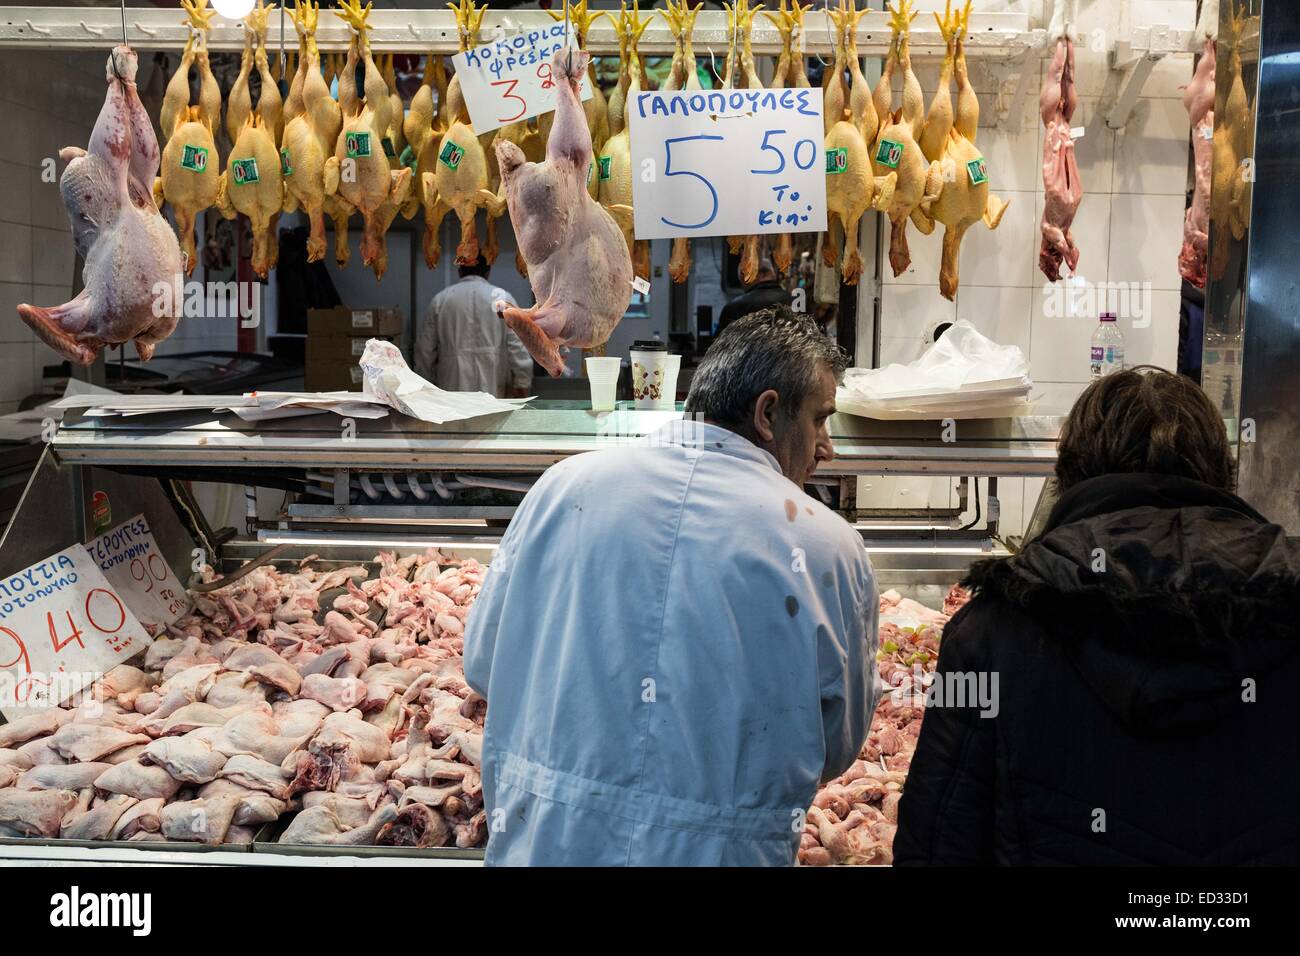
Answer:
[894,368,1300,865]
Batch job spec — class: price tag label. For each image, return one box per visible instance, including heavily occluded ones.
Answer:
[0,546,152,717]
[85,514,190,634]
[629,89,827,240]
[231,158,260,185]
[453,25,592,135]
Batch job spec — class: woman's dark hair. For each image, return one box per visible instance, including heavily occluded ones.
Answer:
[1055,366,1233,491]
[684,305,847,425]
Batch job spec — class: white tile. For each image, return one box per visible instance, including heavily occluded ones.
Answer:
[878,335,925,368]
[1145,51,1198,100]
[0,104,38,166]
[857,475,955,512]
[0,283,35,345]
[0,341,37,407]
[1066,96,1117,197]
[955,189,1036,289]
[1028,291,1101,383]
[1121,289,1181,370]
[31,227,75,287]
[1108,193,1185,291]
[0,161,32,226]
[880,283,955,343]
[1030,185,1112,288]
[0,224,33,284]
[1112,96,1191,195]
[977,120,1040,193]
[954,285,1033,355]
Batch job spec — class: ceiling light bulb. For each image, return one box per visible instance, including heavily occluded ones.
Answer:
[212,0,256,19]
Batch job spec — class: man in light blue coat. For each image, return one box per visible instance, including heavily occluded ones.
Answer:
[464,307,878,866]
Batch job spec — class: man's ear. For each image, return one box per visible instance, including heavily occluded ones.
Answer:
[751,389,780,443]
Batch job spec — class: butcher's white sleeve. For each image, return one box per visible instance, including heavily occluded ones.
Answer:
[414,298,439,381]
[817,558,879,784]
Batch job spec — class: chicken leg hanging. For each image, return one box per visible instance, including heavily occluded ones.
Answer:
[598,1,653,282]
[660,0,703,283]
[18,47,182,365]
[495,49,632,378]
[324,0,412,280]
[156,0,220,276]
[764,0,812,275]
[216,0,284,279]
[279,0,336,263]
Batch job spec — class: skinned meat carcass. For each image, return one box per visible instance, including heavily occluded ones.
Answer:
[1039,36,1082,282]
[324,0,412,279]
[823,0,896,285]
[1180,39,1215,287]
[659,0,704,282]
[156,0,220,275]
[597,0,653,282]
[919,0,1009,298]
[17,46,183,365]
[872,0,943,278]
[495,48,633,377]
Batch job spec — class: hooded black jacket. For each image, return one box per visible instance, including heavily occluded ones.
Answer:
[893,472,1300,865]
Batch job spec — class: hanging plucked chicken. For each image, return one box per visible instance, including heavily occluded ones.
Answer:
[324,0,412,280]
[157,0,221,275]
[917,0,1008,299]
[216,0,284,279]
[495,49,632,377]
[598,0,653,282]
[18,46,182,365]
[658,0,703,283]
[765,0,813,275]
[822,0,895,286]
[871,0,943,277]
[1210,1,1251,280]
[539,0,610,195]
[418,0,504,267]
[722,0,766,286]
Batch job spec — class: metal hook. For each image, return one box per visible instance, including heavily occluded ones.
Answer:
[78,20,105,37]
[708,44,717,77]
[134,22,159,38]
[407,23,421,38]
[814,0,830,66]
[24,19,52,36]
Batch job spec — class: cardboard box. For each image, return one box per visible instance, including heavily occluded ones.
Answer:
[308,306,404,338]
[305,333,402,392]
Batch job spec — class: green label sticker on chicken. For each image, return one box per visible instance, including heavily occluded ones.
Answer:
[598,156,612,181]
[825,147,848,174]
[875,139,904,169]
[280,147,293,176]
[180,144,208,173]
[382,136,396,158]
[231,158,259,185]
[439,141,464,170]
[966,157,988,185]
[346,132,372,159]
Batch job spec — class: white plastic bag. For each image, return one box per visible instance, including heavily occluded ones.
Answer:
[842,320,1031,402]
[359,339,531,424]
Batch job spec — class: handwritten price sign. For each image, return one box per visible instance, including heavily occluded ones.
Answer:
[452,23,592,135]
[628,90,827,241]
[86,515,189,633]
[0,546,150,717]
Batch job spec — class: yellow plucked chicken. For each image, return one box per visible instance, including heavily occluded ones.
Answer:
[658,0,703,283]
[597,0,651,281]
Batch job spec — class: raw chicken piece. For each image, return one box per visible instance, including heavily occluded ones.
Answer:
[376,802,450,848]
[0,708,73,749]
[150,700,268,737]
[141,732,229,784]
[495,48,633,376]
[217,754,292,799]
[216,0,284,279]
[279,802,398,845]
[311,712,391,763]
[300,674,368,712]
[300,791,376,828]
[62,794,138,841]
[213,709,311,765]
[16,737,68,767]
[18,46,182,365]
[1179,38,1215,288]
[222,644,302,696]
[111,797,165,840]
[1039,36,1082,282]
[160,795,241,845]
[0,749,34,772]
[93,760,183,801]
[807,806,894,865]
[49,724,150,763]
[17,763,114,791]
[0,788,78,838]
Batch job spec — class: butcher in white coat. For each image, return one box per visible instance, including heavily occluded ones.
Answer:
[465,307,878,866]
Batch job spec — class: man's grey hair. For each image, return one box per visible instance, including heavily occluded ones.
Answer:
[685,305,848,425]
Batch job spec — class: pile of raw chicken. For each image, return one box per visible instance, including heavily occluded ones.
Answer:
[798,583,969,866]
[0,550,489,850]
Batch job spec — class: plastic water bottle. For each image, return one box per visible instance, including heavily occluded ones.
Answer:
[1090,312,1125,381]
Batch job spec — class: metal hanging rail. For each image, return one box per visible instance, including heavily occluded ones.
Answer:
[0,5,1037,58]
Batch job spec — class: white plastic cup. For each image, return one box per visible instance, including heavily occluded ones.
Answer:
[656,354,682,409]
[585,357,622,411]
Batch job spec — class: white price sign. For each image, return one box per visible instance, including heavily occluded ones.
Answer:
[85,514,190,633]
[629,89,827,241]
[453,24,592,135]
[0,546,152,717]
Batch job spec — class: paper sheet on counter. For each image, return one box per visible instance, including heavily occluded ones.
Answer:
[359,339,532,424]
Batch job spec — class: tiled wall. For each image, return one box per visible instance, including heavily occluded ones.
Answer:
[861,0,1197,536]
[0,50,239,414]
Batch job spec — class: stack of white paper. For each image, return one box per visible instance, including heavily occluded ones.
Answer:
[359,339,531,424]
